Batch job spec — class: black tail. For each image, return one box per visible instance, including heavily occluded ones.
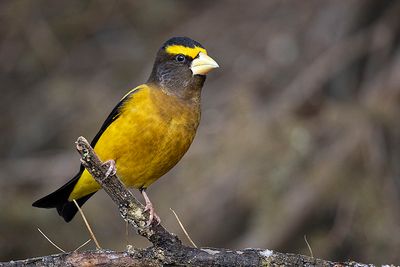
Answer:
[32,167,96,222]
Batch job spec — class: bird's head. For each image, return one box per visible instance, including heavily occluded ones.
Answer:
[148,37,219,100]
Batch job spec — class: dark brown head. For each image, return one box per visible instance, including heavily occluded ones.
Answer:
[148,37,219,100]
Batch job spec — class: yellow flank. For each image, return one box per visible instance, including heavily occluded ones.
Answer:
[68,84,200,201]
[165,45,207,58]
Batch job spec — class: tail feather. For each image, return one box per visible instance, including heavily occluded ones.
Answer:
[32,167,96,222]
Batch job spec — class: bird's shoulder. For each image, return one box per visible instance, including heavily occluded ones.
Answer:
[90,84,148,147]
[90,83,200,148]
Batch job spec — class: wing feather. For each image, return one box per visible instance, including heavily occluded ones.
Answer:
[90,86,142,147]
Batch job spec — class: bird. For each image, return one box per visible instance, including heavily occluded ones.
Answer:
[32,36,219,225]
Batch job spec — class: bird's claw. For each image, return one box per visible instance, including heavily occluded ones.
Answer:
[102,159,116,178]
[141,189,161,226]
[144,201,161,226]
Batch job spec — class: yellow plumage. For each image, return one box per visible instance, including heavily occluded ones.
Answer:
[69,84,200,200]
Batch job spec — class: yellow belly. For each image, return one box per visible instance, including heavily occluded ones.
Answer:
[69,86,200,201]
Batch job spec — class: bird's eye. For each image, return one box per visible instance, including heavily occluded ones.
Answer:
[175,54,186,63]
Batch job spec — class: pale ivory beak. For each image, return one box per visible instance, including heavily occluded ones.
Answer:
[190,52,219,76]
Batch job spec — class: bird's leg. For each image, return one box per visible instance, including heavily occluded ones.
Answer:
[102,159,116,178]
[140,189,161,226]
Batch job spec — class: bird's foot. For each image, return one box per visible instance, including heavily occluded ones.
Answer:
[102,159,116,178]
[144,201,161,227]
[141,190,161,226]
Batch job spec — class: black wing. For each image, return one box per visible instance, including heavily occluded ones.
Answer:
[90,87,141,147]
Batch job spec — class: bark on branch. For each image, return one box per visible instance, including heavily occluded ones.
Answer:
[75,136,179,248]
[0,137,391,266]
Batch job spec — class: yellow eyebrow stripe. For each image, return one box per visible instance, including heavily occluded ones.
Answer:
[165,45,207,58]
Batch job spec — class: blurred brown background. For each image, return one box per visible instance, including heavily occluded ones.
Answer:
[1,0,400,265]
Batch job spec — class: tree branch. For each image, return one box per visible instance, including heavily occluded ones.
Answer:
[75,136,179,248]
[0,136,392,266]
